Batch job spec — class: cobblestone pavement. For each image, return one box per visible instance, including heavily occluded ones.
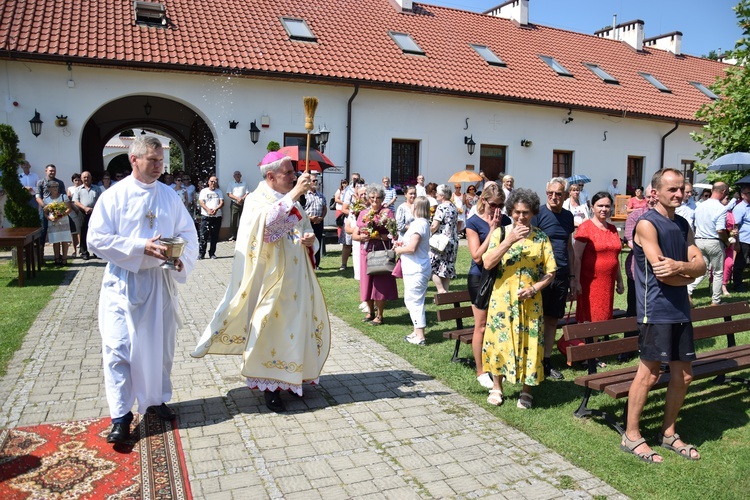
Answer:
[0,243,625,499]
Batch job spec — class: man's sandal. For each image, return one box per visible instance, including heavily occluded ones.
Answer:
[487,389,504,406]
[658,433,700,460]
[620,434,662,464]
[516,392,533,409]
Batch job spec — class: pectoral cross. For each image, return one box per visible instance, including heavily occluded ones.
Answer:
[146,210,156,229]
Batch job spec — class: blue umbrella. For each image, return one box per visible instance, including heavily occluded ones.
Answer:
[707,152,750,171]
[566,174,591,184]
[736,175,750,184]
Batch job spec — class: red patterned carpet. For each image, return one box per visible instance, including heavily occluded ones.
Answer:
[0,413,192,499]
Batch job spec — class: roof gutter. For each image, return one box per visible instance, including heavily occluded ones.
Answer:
[660,121,680,169]
[346,83,359,179]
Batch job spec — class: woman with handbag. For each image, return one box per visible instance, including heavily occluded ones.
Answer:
[395,197,432,345]
[465,184,511,387]
[482,189,556,409]
[353,184,398,325]
[429,184,459,293]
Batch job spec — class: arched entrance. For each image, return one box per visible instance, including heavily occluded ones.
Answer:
[81,96,216,181]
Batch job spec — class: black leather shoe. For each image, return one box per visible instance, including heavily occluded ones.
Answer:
[264,390,285,412]
[147,403,176,421]
[81,253,90,261]
[543,358,565,380]
[106,423,130,444]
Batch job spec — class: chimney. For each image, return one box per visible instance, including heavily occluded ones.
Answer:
[644,31,683,56]
[391,0,413,12]
[485,0,529,26]
[595,19,644,51]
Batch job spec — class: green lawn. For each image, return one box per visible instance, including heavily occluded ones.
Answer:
[0,258,69,377]
[317,246,750,499]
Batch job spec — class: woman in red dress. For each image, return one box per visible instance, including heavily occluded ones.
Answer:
[573,192,624,323]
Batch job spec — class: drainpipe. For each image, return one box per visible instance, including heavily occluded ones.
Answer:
[345,83,360,179]
[660,121,679,170]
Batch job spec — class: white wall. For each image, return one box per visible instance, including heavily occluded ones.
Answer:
[1,60,705,227]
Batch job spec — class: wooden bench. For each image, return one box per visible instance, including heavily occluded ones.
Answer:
[434,290,624,363]
[562,302,750,434]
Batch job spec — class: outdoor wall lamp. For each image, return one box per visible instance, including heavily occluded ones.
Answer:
[29,110,43,137]
[464,135,476,155]
[249,120,261,144]
[521,139,532,147]
[229,120,239,129]
[144,98,152,116]
[314,124,330,153]
[55,115,68,127]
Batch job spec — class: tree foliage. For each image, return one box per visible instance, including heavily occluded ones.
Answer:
[691,0,750,186]
[0,124,40,227]
[169,140,183,171]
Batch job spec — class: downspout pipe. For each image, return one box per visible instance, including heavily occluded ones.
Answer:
[660,121,680,170]
[346,83,360,180]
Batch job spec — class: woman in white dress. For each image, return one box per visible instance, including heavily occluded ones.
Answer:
[562,182,591,228]
[67,173,83,257]
[43,181,72,265]
[452,183,466,237]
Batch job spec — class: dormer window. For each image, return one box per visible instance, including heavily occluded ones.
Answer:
[389,31,425,55]
[281,17,317,42]
[539,55,573,77]
[134,1,166,27]
[470,44,506,67]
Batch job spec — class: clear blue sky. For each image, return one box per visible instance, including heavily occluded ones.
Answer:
[427,0,743,57]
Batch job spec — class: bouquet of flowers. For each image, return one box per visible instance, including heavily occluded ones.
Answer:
[361,208,398,240]
[46,201,68,220]
[350,197,367,218]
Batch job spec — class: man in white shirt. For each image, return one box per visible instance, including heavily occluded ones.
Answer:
[382,177,397,209]
[688,182,730,305]
[198,176,224,259]
[18,161,39,198]
[415,175,426,197]
[607,179,621,197]
[675,182,696,230]
[227,170,248,241]
[578,182,590,207]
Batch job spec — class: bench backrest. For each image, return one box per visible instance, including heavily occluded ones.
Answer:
[434,291,474,327]
[562,302,749,363]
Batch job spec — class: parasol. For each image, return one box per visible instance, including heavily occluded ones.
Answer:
[265,145,335,172]
[707,152,750,171]
[566,174,591,184]
[448,170,482,183]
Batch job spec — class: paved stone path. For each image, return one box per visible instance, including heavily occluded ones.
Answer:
[0,243,625,499]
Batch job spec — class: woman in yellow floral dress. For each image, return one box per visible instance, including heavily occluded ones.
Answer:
[482,188,556,409]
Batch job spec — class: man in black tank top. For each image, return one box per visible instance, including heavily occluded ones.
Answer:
[624,169,706,463]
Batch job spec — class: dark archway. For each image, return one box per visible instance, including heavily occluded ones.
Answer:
[81,96,216,182]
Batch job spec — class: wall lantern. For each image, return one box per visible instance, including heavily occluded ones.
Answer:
[29,110,43,137]
[229,120,239,129]
[520,139,532,147]
[144,98,152,116]
[315,124,330,153]
[464,135,476,155]
[249,120,261,144]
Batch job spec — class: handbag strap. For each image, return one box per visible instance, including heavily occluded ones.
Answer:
[485,225,506,271]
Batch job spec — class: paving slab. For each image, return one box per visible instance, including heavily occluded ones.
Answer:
[0,243,626,499]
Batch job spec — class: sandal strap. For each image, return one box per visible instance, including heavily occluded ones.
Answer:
[623,435,647,449]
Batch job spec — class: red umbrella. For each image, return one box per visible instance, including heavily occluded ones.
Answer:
[276,145,335,172]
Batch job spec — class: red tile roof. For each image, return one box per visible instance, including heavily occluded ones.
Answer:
[0,0,729,123]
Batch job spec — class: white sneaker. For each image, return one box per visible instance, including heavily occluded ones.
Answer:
[358,302,369,312]
[477,372,493,389]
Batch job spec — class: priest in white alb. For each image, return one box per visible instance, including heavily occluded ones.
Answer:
[192,152,331,412]
[88,135,198,445]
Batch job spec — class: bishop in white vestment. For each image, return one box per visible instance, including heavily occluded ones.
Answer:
[88,136,198,444]
[192,153,331,412]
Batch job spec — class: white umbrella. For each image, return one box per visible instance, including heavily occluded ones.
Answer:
[707,152,750,171]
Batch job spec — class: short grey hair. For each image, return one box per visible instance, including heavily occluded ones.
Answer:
[129,135,162,158]
[413,196,431,219]
[436,183,452,200]
[260,156,292,177]
[366,183,385,200]
[547,177,568,191]
[46,180,60,190]
[506,188,541,215]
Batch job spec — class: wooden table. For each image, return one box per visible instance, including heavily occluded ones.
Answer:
[0,227,43,287]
